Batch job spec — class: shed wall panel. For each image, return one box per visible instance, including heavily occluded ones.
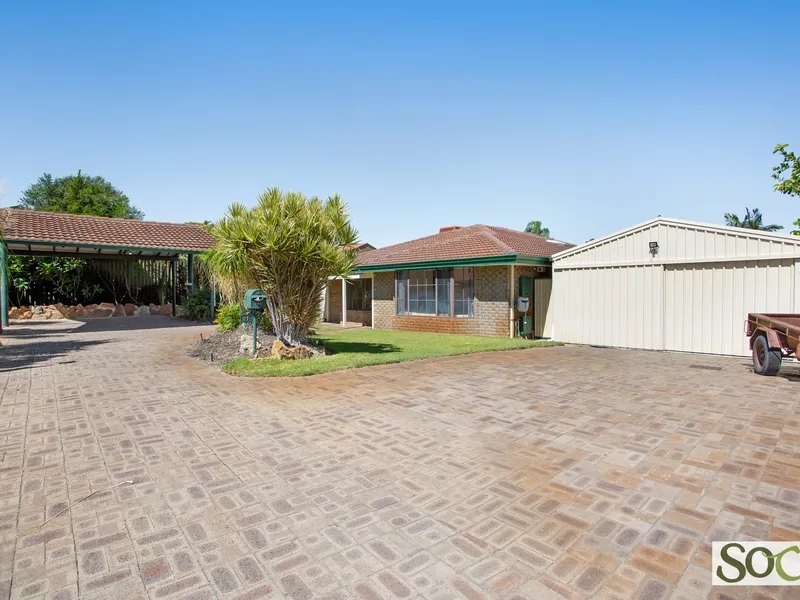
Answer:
[662,260,796,356]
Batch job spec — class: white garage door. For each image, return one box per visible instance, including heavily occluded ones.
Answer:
[663,259,796,356]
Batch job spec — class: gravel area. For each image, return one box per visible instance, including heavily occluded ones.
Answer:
[185,326,277,365]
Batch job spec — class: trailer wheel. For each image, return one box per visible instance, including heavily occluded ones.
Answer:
[752,334,782,376]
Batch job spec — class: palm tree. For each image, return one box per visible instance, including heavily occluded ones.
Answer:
[203,188,358,346]
[724,208,783,232]
[524,220,550,237]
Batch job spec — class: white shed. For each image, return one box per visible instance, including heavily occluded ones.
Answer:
[551,217,800,357]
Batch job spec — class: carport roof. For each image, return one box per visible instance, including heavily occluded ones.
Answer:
[0,208,215,257]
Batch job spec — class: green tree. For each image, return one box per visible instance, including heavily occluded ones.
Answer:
[724,208,783,232]
[772,144,800,235]
[524,220,550,237]
[773,144,800,197]
[203,187,358,346]
[19,171,144,219]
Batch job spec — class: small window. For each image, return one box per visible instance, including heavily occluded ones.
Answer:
[453,267,474,317]
[347,279,372,311]
[396,271,408,315]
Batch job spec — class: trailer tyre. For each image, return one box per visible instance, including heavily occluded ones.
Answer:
[752,334,782,376]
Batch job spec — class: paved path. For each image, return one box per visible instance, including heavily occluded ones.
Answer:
[1,319,799,600]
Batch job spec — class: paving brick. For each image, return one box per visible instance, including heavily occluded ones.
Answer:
[2,319,798,600]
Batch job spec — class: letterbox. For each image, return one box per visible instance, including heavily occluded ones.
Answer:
[244,289,267,311]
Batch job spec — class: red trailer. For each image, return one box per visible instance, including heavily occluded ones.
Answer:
[745,313,800,375]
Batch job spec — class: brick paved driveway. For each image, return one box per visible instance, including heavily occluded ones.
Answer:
[1,319,799,600]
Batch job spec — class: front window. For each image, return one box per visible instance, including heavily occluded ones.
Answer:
[395,267,473,317]
[347,279,372,311]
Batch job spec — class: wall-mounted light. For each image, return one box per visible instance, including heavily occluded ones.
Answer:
[649,241,659,256]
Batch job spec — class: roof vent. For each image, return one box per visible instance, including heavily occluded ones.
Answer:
[439,226,462,233]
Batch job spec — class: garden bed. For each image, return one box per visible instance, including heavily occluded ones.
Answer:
[185,327,277,365]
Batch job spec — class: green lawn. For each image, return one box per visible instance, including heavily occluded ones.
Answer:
[223,328,562,377]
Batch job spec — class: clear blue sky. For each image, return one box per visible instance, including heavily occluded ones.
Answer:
[1,1,797,246]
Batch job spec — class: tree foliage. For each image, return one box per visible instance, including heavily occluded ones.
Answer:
[524,220,550,237]
[19,171,144,219]
[772,144,800,236]
[203,188,358,346]
[723,207,783,232]
[773,144,800,197]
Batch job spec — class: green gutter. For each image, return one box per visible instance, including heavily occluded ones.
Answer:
[4,238,209,254]
[353,254,552,273]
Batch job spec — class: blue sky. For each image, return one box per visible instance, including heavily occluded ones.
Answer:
[1,1,797,246]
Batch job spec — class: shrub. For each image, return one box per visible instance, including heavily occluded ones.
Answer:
[214,302,243,332]
[180,287,212,321]
[214,302,272,332]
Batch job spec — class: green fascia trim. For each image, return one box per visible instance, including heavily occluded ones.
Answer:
[6,238,206,254]
[353,254,552,273]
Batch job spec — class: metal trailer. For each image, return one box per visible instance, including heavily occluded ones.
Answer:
[745,313,800,376]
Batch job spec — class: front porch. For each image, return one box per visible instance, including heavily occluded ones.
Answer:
[321,275,373,328]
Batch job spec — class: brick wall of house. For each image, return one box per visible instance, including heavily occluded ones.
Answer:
[327,281,343,322]
[371,266,514,337]
[373,272,395,330]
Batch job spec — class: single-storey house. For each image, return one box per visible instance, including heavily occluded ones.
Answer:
[322,225,573,337]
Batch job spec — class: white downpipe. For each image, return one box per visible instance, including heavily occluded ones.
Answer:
[509,265,515,338]
[341,277,347,328]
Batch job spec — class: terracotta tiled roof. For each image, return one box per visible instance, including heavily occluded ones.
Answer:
[356,225,574,268]
[342,242,376,253]
[0,208,215,252]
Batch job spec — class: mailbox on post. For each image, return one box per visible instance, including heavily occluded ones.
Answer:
[243,289,267,356]
[244,289,267,311]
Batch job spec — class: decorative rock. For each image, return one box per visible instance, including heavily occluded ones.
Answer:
[33,306,44,315]
[8,307,22,320]
[149,303,159,315]
[135,305,150,317]
[124,303,137,316]
[22,310,32,319]
[240,335,262,357]
[288,346,313,359]
[98,302,115,310]
[271,339,290,359]
[159,304,173,316]
[88,306,113,318]
[111,304,126,317]
[31,313,48,320]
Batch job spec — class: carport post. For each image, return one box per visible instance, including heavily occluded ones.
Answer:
[0,242,7,328]
[209,279,216,322]
[171,259,177,316]
[187,253,195,295]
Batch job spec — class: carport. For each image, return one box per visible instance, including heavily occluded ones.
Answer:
[0,208,215,328]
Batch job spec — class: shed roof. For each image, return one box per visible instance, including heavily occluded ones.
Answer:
[354,225,573,272]
[0,208,215,256]
[552,216,800,261]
